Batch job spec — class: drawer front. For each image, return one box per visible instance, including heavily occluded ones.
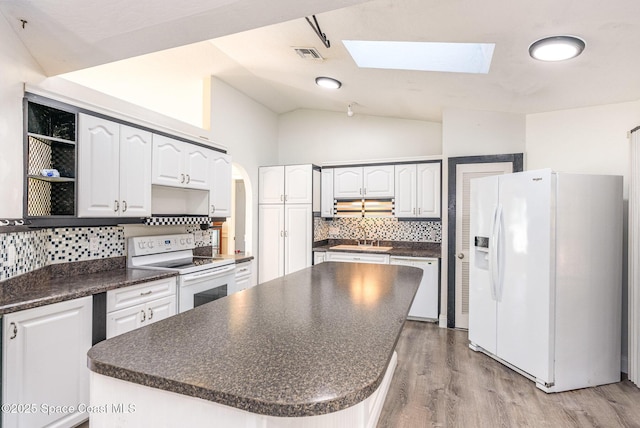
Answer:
[326,252,390,264]
[107,277,177,313]
[235,261,252,279]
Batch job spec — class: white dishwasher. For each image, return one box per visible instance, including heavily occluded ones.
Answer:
[390,256,438,321]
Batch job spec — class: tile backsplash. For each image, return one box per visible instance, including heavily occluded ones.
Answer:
[314,217,441,243]
[1,225,214,282]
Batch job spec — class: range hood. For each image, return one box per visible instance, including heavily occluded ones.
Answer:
[334,199,394,218]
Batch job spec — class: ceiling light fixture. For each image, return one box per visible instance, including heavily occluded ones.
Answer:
[315,76,341,89]
[529,35,585,62]
[347,102,357,117]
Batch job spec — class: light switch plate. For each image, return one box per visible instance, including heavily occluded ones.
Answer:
[90,237,100,253]
[329,227,339,235]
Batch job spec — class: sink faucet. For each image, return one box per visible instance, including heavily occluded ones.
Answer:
[359,225,369,246]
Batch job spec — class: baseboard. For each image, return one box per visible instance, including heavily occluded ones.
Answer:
[438,315,447,328]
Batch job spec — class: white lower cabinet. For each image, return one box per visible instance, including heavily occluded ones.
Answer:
[325,251,390,264]
[2,296,92,428]
[390,256,439,320]
[106,278,176,339]
[234,261,253,292]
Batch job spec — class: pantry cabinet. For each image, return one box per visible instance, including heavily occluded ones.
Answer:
[394,162,441,218]
[210,152,232,217]
[258,164,317,283]
[152,135,210,190]
[78,114,152,217]
[321,168,334,217]
[2,296,92,428]
[334,165,394,198]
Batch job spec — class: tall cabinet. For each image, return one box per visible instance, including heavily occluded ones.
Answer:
[258,164,319,283]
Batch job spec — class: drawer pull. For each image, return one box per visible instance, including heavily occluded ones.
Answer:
[9,322,17,339]
[140,290,153,296]
[148,308,154,320]
[140,310,146,322]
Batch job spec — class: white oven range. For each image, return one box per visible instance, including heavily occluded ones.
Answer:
[127,234,236,313]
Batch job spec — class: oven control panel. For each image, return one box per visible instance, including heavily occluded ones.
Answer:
[129,233,195,256]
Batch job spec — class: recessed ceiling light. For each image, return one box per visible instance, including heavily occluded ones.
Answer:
[342,40,495,74]
[529,36,585,61]
[315,76,342,89]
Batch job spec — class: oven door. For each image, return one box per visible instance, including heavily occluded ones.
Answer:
[179,264,236,313]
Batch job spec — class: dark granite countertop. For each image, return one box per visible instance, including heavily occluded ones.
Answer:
[87,262,423,417]
[0,258,177,315]
[313,240,441,258]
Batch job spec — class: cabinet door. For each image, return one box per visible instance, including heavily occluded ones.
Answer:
[321,169,334,217]
[210,152,232,217]
[363,165,395,198]
[284,204,312,275]
[258,204,285,282]
[285,164,313,204]
[334,167,363,198]
[184,145,210,190]
[416,162,441,218]
[395,164,417,218]
[78,114,120,217]
[152,135,185,187]
[120,125,152,217]
[107,304,144,339]
[259,166,285,204]
[146,295,176,326]
[3,296,92,428]
[235,276,251,292]
[390,257,439,320]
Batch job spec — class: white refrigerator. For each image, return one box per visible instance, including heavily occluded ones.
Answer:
[469,169,622,393]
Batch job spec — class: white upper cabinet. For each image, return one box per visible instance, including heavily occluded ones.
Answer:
[119,125,153,216]
[394,162,441,218]
[363,165,395,197]
[334,167,363,198]
[321,168,334,217]
[334,165,395,198]
[152,135,210,190]
[78,114,152,217]
[259,166,285,204]
[259,165,314,204]
[210,152,232,217]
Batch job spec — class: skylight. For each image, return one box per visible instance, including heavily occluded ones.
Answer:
[342,40,495,74]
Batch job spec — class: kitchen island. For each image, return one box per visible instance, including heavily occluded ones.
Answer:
[87,262,422,427]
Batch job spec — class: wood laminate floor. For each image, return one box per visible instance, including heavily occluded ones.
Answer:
[377,321,640,428]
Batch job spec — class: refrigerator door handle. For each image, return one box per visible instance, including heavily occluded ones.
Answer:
[489,205,499,301]
[495,203,505,302]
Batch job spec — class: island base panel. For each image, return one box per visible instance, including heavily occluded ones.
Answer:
[88,352,397,427]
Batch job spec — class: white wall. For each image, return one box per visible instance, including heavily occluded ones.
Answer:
[0,14,45,218]
[442,108,526,157]
[526,100,640,194]
[278,109,442,165]
[208,77,279,266]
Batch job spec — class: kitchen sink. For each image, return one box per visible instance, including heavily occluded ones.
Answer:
[329,244,393,252]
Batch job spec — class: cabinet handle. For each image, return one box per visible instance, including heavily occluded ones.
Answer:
[284,230,288,237]
[140,290,152,296]
[280,230,284,237]
[211,204,216,214]
[413,207,416,215]
[186,174,191,184]
[181,174,186,184]
[285,194,288,202]
[238,268,248,273]
[114,200,119,212]
[148,308,154,320]
[418,207,422,215]
[359,188,362,195]
[140,310,146,322]
[280,194,284,202]
[122,200,128,212]
[9,322,17,339]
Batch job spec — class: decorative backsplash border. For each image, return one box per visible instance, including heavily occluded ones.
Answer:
[314,217,441,243]
[1,225,214,282]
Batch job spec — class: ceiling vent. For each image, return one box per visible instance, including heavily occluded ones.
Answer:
[294,47,324,61]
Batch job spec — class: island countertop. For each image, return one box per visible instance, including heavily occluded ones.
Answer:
[87,262,423,417]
